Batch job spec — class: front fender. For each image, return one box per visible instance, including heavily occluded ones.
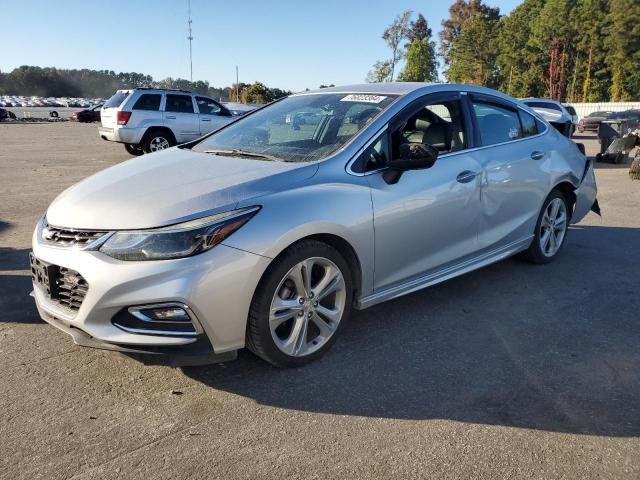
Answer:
[223,181,375,297]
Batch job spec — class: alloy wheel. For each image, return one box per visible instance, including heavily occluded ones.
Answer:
[149,136,170,151]
[269,257,346,357]
[539,197,567,257]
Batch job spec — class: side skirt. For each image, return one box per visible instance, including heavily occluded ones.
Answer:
[356,235,533,310]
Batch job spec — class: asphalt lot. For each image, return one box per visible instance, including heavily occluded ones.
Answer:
[1,123,639,479]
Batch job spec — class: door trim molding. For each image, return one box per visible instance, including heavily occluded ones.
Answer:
[355,235,533,309]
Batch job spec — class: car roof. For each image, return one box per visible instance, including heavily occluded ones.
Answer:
[294,82,520,102]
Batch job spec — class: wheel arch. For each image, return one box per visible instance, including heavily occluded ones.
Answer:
[255,233,364,309]
[143,126,176,143]
[551,180,577,219]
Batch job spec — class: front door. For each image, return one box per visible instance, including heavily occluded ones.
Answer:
[367,94,482,291]
[195,96,231,135]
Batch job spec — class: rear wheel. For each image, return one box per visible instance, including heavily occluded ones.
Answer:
[124,143,144,156]
[246,240,353,368]
[142,129,175,154]
[521,190,570,264]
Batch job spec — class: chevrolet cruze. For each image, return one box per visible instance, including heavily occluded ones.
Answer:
[30,83,598,368]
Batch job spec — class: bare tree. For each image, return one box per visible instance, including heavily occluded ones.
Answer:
[366,60,393,83]
[382,10,413,81]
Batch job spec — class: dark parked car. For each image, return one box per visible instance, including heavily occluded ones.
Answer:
[578,111,614,133]
[0,108,17,121]
[71,104,102,123]
[610,109,640,130]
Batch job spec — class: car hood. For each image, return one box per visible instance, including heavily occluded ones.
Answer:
[46,147,318,230]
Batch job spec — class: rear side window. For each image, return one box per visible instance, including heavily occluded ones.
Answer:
[132,94,161,111]
[524,101,562,112]
[166,95,194,113]
[104,91,129,108]
[195,97,222,115]
[564,105,576,115]
[472,102,522,146]
[519,110,538,137]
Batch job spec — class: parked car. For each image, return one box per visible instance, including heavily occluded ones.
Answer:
[0,108,17,121]
[563,104,579,131]
[577,110,614,133]
[520,98,575,137]
[71,104,102,123]
[31,83,598,368]
[98,88,244,155]
[610,109,640,131]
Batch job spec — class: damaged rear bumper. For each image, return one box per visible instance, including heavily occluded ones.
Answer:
[572,158,598,223]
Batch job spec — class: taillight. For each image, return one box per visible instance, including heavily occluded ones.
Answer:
[117,111,131,125]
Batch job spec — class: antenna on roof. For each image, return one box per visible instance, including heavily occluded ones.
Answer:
[187,0,194,82]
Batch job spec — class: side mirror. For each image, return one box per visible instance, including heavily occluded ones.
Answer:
[383,143,439,184]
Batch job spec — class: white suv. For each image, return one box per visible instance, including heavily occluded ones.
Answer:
[99,88,246,155]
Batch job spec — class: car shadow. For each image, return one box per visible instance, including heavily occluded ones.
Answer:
[183,225,640,437]
[0,246,42,324]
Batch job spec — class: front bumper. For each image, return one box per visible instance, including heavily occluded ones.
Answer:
[31,219,271,361]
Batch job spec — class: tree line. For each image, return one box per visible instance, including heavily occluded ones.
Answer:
[368,0,640,102]
[0,66,291,103]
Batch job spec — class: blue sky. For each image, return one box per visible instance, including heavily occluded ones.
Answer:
[1,0,521,92]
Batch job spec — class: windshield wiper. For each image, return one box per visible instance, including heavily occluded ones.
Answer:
[201,149,282,162]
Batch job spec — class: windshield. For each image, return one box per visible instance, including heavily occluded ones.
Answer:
[524,101,562,112]
[193,93,397,162]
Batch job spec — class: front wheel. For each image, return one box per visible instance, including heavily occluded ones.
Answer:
[124,143,144,156]
[521,190,570,264]
[246,240,353,368]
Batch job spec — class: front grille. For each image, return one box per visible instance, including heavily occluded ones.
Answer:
[42,223,108,248]
[30,254,89,312]
[56,267,89,311]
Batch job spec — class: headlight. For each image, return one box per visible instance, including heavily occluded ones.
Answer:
[99,206,259,261]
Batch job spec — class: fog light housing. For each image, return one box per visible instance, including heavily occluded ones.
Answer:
[112,303,202,337]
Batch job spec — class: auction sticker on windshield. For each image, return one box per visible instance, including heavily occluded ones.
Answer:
[340,94,387,103]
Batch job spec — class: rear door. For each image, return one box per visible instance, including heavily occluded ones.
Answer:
[128,92,163,129]
[164,94,200,142]
[468,95,549,250]
[195,96,232,134]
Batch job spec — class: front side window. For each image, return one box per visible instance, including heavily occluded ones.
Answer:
[196,96,222,115]
[193,93,397,162]
[166,94,194,113]
[395,99,467,157]
[132,94,161,111]
[472,102,522,146]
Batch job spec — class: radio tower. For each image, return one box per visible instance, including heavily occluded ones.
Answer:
[187,0,194,81]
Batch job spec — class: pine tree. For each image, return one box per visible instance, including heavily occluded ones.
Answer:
[446,14,500,86]
[401,39,438,82]
[606,0,640,101]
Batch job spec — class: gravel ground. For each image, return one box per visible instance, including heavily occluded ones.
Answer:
[0,124,639,479]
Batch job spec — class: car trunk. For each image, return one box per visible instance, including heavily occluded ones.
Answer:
[100,90,131,128]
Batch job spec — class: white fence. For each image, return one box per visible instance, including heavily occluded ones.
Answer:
[564,102,640,120]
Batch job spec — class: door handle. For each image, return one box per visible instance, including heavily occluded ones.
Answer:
[166,115,176,119]
[456,170,478,184]
[531,151,545,160]
[201,118,211,122]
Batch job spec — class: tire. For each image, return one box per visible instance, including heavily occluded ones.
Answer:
[246,240,353,368]
[141,129,175,154]
[520,190,570,264]
[124,143,144,156]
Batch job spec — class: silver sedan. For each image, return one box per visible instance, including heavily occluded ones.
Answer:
[31,83,598,367]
